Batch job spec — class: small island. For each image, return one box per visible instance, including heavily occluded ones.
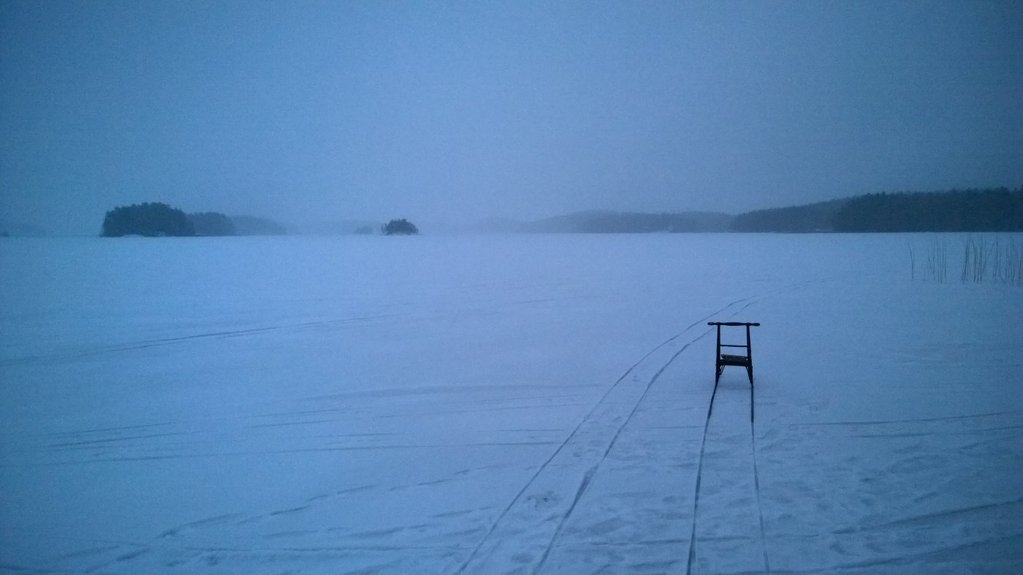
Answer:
[101,202,288,237]
[101,202,195,237]
[382,218,419,236]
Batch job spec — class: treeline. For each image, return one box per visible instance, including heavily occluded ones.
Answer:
[97,189,1022,238]
[731,188,1023,233]
[480,191,1022,234]
[100,202,287,237]
[731,199,845,233]
[832,189,1023,232]
[520,211,732,233]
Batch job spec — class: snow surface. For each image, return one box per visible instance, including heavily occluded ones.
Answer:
[1,233,1021,574]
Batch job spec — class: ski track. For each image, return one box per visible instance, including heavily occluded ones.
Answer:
[456,294,764,573]
[42,463,502,574]
[532,325,708,573]
[0,314,393,367]
[9,269,1018,573]
[7,279,818,574]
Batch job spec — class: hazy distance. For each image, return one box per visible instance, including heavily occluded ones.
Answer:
[1,1,1021,235]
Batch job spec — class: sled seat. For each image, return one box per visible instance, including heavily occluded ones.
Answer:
[708,321,760,385]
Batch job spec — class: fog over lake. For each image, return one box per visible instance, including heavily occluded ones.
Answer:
[2,2,1022,573]
[2,1,1021,235]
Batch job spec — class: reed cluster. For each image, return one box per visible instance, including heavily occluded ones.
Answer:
[908,235,1022,286]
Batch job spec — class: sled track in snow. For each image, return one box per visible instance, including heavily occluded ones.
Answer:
[455,296,760,574]
[751,411,770,574]
[685,298,770,575]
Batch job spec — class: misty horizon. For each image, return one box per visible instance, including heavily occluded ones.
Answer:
[3,1,1021,235]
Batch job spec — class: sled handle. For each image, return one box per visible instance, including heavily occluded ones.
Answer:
[707,321,760,327]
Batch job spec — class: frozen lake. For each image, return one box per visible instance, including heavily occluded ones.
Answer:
[2,234,1021,573]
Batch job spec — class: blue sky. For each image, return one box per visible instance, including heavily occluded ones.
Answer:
[2,0,1021,234]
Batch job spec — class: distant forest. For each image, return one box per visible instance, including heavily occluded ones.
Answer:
[730,199,846,233]
[530,211,732,233]
[100,202,288,237]
[19,188,1020,239]
[831,189,1023,232]
[731,188,1023,233]
[489,188,1022,234]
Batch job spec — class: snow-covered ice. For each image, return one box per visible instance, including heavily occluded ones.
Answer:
[1,233,1021,573]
